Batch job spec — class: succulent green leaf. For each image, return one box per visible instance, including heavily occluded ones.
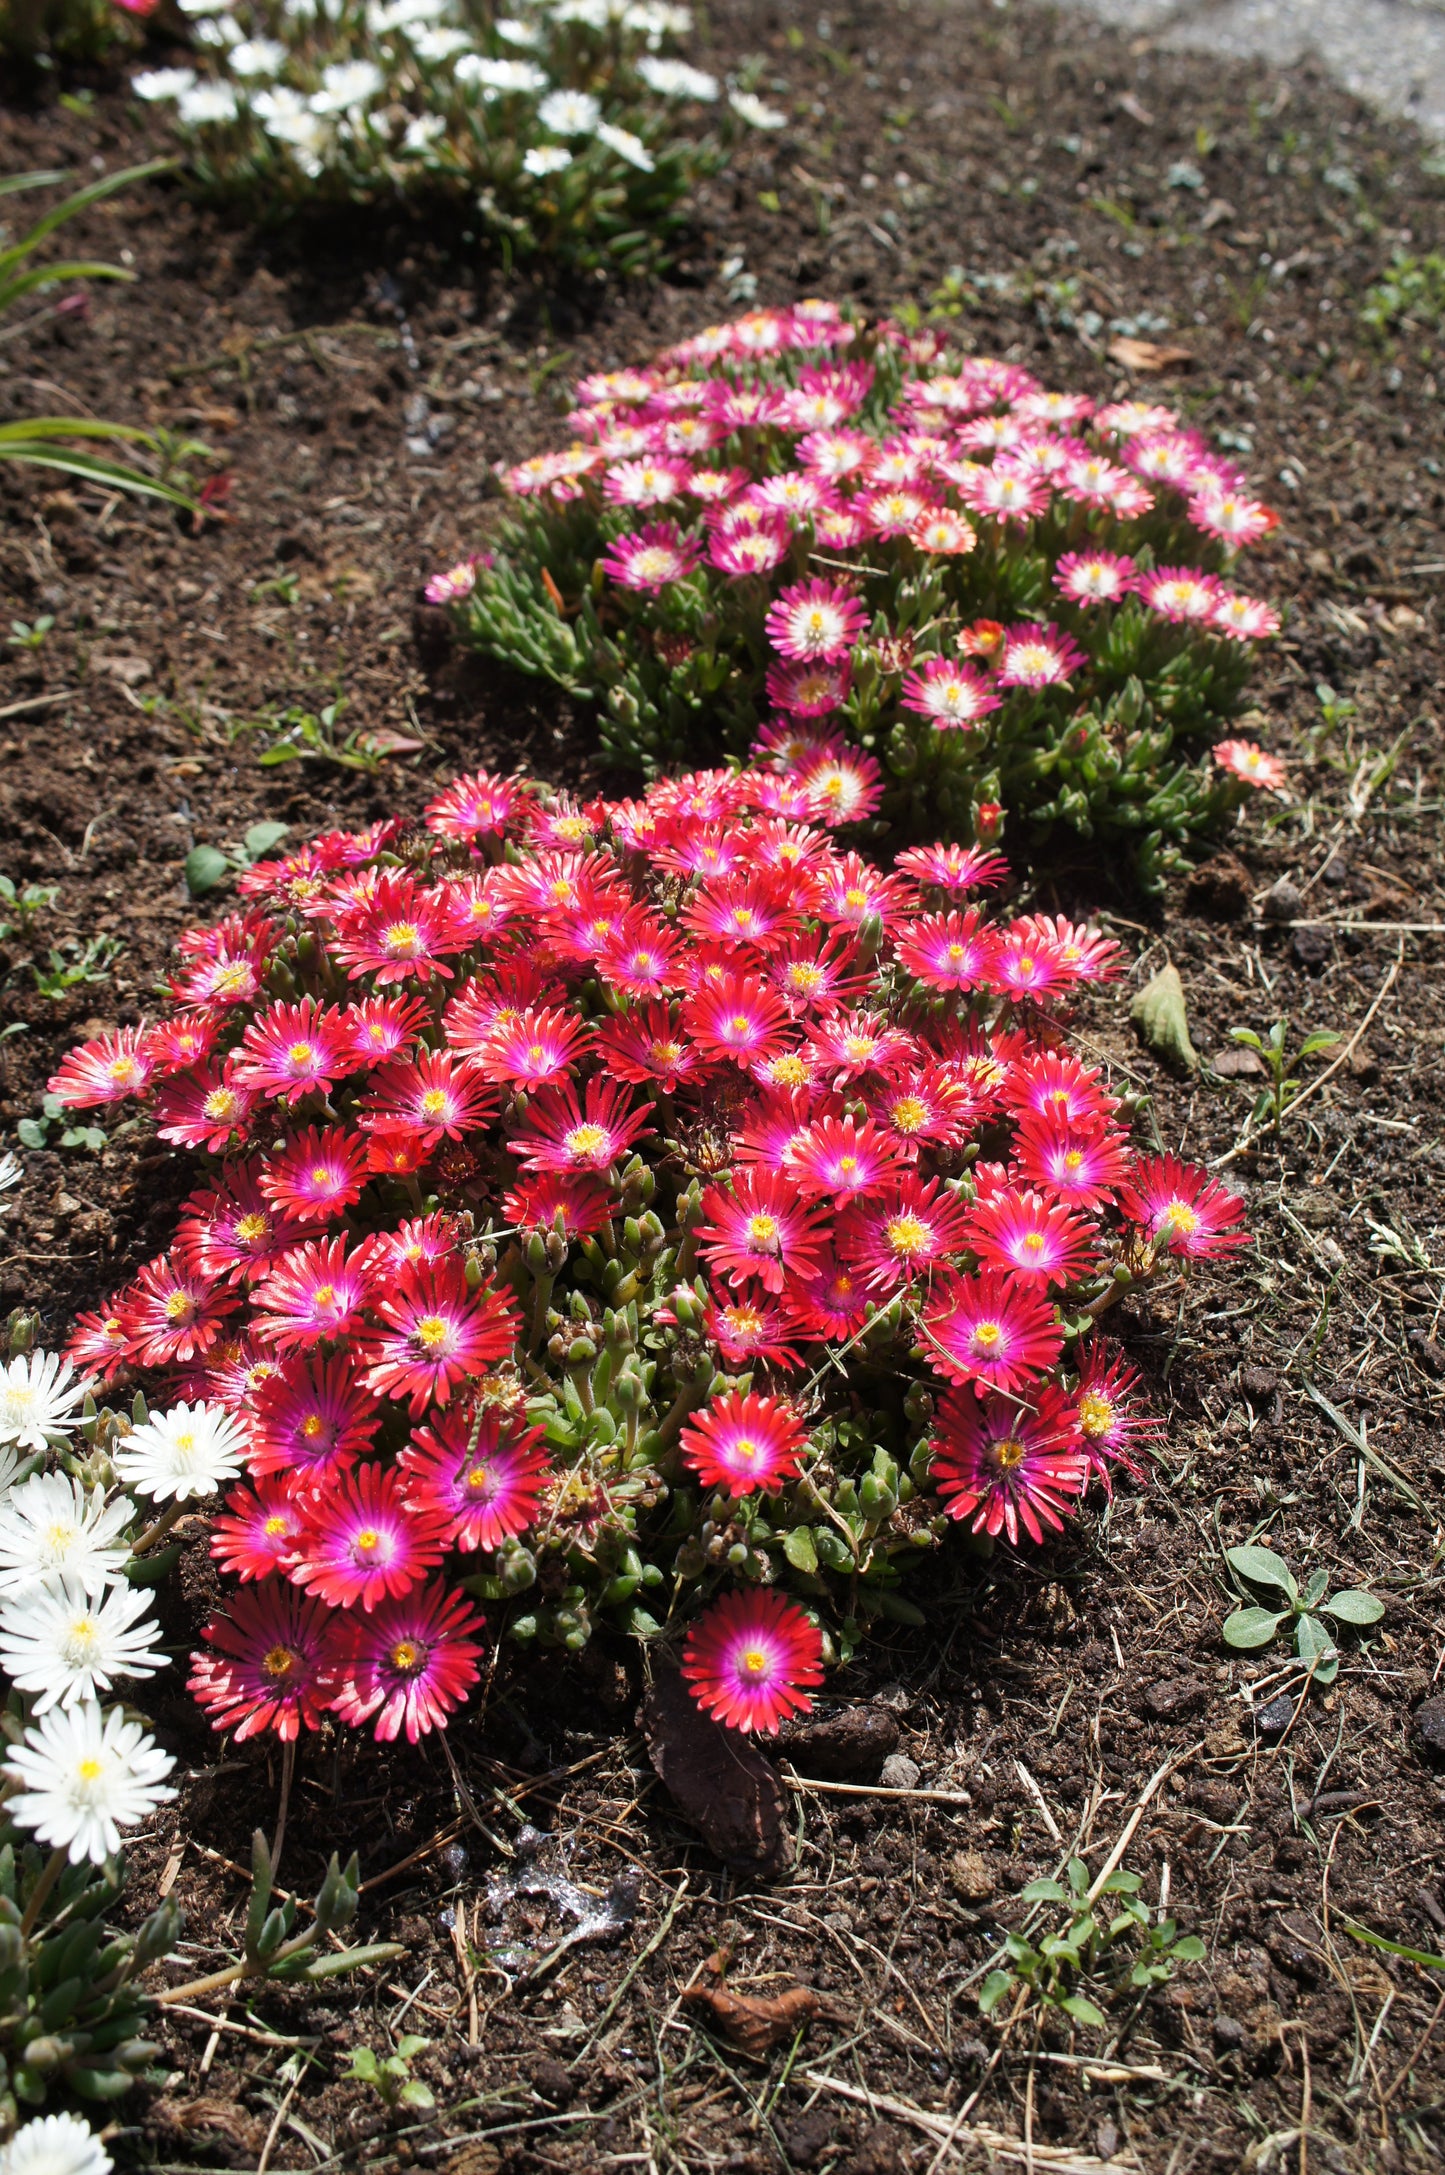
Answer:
[1129,963,1199,1073]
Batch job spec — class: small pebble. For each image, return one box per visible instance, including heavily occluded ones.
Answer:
[878,1753,922,1791]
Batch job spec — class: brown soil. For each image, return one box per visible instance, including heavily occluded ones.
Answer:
[3,2,1445,2168]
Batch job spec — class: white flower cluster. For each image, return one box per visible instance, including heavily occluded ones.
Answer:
[0,1343,238,1866]
[129,0,783,231]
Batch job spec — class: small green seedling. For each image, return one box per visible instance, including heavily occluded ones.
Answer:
[0,877,59,938]
[16,1091,105,1154]
[6,616,53,651]
[184,819,290,899]
[1226,1019,1339,1130]
[254,697,421,774]
[979,1856,1204,2029]
[347,2035,435,2111]
[31,934,123,1000]
[1221,1545,1383,1685]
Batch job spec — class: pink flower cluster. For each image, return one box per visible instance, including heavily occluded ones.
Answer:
[50,759,1246,1736]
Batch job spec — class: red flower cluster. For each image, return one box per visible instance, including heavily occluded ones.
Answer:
[51,761,1245,1736]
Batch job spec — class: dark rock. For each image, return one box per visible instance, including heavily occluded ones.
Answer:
[530,2056,576,2107]
[1346,1040,1379,1082]
[779,2108,833,2167]
[1212,2014,1247,2050]
[1292,923,1333,970]
[1211,1045,1266,1079]
[1142,1677,1209,1721]
[1266,1912,1321,1984]
[1185,851,1252,920]
[847,2125,906,2175]
[1261,876,1303,922]
[1240,1364,1279,1405]
[1252,1695,1295,1740]
[1096,2120,1121,2161]
[1413,1695,1445,1761]
[1319,854,1350,886]
[782,1704,900,1780]
[948,1848,996,1903]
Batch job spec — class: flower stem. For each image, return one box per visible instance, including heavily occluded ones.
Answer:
[129,1499,186,1557]
[20,1846,68,1941]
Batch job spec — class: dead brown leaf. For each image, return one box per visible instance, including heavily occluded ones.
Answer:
[681,1962,841,2058]
[641,1668,792,1876]
[151,2096,266,2149]
[1106,336,1194,374]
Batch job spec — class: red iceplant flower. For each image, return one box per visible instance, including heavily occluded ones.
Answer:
[177,1168,288,1286]
[121,1252,237,1367]
[687,972,791,1066]
[154,1062,255,1153]
[841,1174,972,1292]
[994,623,1085,691]
[291,1461,448,1611]
[189,1584,340,1742]
[511,1077,653,1174]
[210,1477,309,1582]
[698,1170,830,1294]
[899,658,1000,732]
[251,1235,379,1351]
[1117,1155,1248,1261]
[928,1385,1089,1545]
[235,998,350,1104]
[921,1269,1064,1392]
[1213,739,1287,792]
[764,578,868,663]
[784,1115,909,1204]
[702,1292,804,1371]
[1070,1339,1164,1485]
[896,909,991,993]
[681,1588,825,1733]
[965,1186,1098,1290]
[48,1027,153,1109]
[366,1263,521,1415]
[259,1127,371,1225]
[600,521,702,592]
[679,1390,809,1494]
[248,1354,381,1481]
[1013,1117,1133,1211]
[400,1407,550,1550]
[328,1580,486,1743]
[360,1050,498,1147]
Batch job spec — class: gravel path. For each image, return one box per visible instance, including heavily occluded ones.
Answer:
[1066,0,1445,138]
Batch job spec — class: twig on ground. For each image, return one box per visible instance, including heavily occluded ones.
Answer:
[799,2071,1140,2172]
[0,690,79,720]
[1084,1742,1203,1909]
[779,1768,974,1808]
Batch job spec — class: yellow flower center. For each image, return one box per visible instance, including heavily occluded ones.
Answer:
[1021,1232,1046,1257]
[739,1645,770,1679]
[301,1413,324,1439]
[237,1212,269,1243]
[1161,1201,1199,1236]
[887,1214,929,1258]
[465,1463,494,1494]
[526,1044,547,1067]
[164,1290,194,1321]
[109,1057,141,1088]
[214,962,253,997]
[1063,1151,1084,1173]
[354,1528,380,1556]
[287,1041,318,1067]
[1079,1392,1114,1440]
[313,1284,337,1310]
[415,1315,451,1352]
[311,1166,331,1187]
[971,1321,1002,1351]
[891,1096,927,1133]
[770,1055,809,1087]
[994,1437,1027,1471]
[420,1089,449,1120]
[78,1757,105,1782]
[204,1089,239,1122]
[263,1645,297,1678]
[384,922,421,956]
[747,1214,779,1247]
[565,1123,610,1160]
[390,1640,424,1673]
[263,1515,289,1537]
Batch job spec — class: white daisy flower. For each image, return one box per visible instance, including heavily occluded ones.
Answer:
[0,1473,133,1600]
[4,1700,176,1865]
[549,0,609,26]
[192,14,241,44]
[0,1577,168,1712]
[228,36,287,74]
[636,54,715,97]
[408,25,470,59]
[523,143,572,175]
[624,0,692,31]
[368,0,446,25]
[402,111,448,149]
[537,86,600,133]
[1,2111,114,2175]
[0,1352,94,1453]
[176,0,228,15]
[177,80,241,124]
[113,1400,246,1502]
[131,66,198,99]
[595,120,654,170]
[0,1151,19,1202]
[494,14,541,42]
[454,54,547,91]
[728,88,786,128]
[309,59,385,112]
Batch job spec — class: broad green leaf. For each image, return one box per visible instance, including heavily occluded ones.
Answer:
[1296,1613,1339,1682]
[242,820,290,862]
[1172,1935,1206,1962]
[395,2034,429,2059]
[1228,1027,1264,1051]
[1302,1566,1329,1610]
[1129,962,1199,1073]
[1298,1031,1342,1058]
[1222,1604,1287,1649]
[1099,1869,1143,1894]
[1226,1545,1297,1598]
[1318,1588,1384,1626]
[184,845,230,898]
[1021,1878,1068,1904]
[400,2081,435,2110]
[1058,1994,1107,2028]
[782,1526,818,1575]
[978,1969,1013,2014]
